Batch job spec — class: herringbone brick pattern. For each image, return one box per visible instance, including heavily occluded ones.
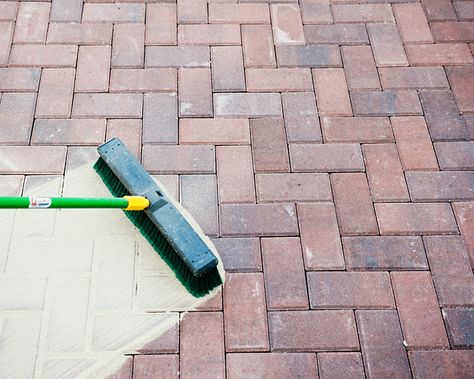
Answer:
[0,0,473,378]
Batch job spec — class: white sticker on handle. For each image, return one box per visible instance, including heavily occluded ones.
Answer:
[29,197,52,208]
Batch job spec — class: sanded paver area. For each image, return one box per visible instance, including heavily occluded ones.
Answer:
[0,1,473,378]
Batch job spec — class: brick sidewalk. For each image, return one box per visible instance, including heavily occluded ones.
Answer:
[0,0,473,378]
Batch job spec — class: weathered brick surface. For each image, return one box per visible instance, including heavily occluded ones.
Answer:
[282,92,321,143]
[181,175,218,236]
[9,45,78,67]
[224,273,269,351]
[0,175,23,196]
[363,143,409,202]
[211,238,261,272]
[290,144,364,172]
[50,0,82,23]
[14,2,50,44]
[443,308,474,349]
[455,1,474,20]
[421,0,457,21]
[435,142,474,170]
[270,4,305,45]
[424,236,471,276]
[379,67,449,89]
[308,272,395,309]
[82,3,145,23]
[180,312,224,378]
[331,173,379,236]
[300,0,332,24]
[406,43,474,66]
[446,66,474,113]
[214,93,282,118]
[72,94,143,118]
[351,90,422,116]
[256,173,331,203]
[466,115,474,140]
[179,68,212,117]
[409,351,474,379]
[181,118,249,145]
[304,24,368,45]
[0,2,19,22]
[110,68,177,93]
[322,117,393,143]
[134,355,178,379]
[47,23,112,45]
[317,353,365,379]
[146,3,176,46]
[392,272,450,349]
[406,171,474,201]
[419,90,469,141]
[343,236,428,270]
[211,47,245,92]
[312,68,352,116]
[227,353,317,379]
[0,22,13,66]
[356,310,411,378]
[268,311,359,351]
[0,93,36,144]
[107,120,142,160]
[177,0,207,24]
[75,46,111,93]
[0,146,66,174]
[36,68,75,119]
[146,46,210,68]
[332,4,394,23]
[393,3,433,43]
[298,203,344,270]
[423,235,474,306]
[112,24,144,68]
[375,203,458,235]
[276,45,341,68]
[261,238,309,310]
[178,24,240,46]
[431,21,474,42]
[247,68,313,92]
[241,25,276,68]
[250,118,290,173]
[341,46,380,90]
[143,145,215,174]
[32,119,106,146]
[143,93,177,144]
[432,275,474,307]
[453,202,474,266]
[367,23,408,67]
[209,3,270,24]
[216,146,255,204]
[220,203,298,237]
[391,116,439,171]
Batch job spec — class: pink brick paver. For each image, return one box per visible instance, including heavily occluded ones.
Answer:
[1,1,473,377]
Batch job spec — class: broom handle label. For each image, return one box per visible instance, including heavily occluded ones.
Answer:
[29,197,52,208]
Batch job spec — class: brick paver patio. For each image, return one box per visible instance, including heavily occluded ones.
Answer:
[0,0,473,378]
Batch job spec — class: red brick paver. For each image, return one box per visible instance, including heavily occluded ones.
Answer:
[1,2,473,377]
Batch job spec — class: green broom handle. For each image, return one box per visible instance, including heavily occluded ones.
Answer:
[0,196,148,210]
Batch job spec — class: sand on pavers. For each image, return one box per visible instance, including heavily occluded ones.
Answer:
[0,161,224,378]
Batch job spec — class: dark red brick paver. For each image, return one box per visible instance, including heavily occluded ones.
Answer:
[409,350,474,379]
[317,353,365,379]
[356,310,411,378]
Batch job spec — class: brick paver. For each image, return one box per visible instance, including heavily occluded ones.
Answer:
[1,1,473,377]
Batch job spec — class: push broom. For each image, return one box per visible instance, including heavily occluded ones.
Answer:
[0,138,223,297]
